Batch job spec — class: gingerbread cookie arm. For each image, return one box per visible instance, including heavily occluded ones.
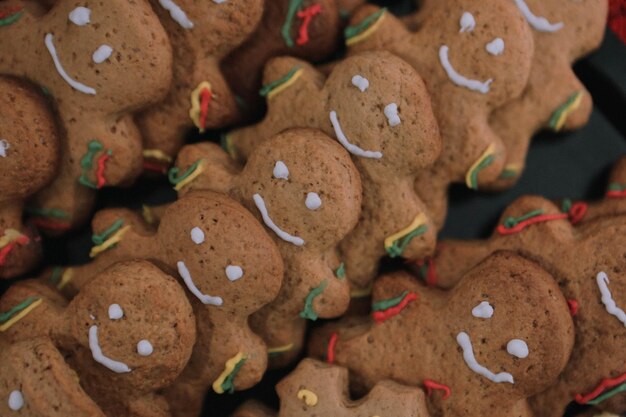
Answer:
[582,156,626,223]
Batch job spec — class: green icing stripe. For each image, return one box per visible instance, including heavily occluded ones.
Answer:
[548,91,582,130]
[468,154,494,190]
[220,357,247,394]
[608,183,626,192]
[0,10,23,27]
[26,207,69,219]
[502,209,544,229]
[344,8,386,40]
[335,263,346,279]
[386,225,428,258]
[280,0,304,47]
[259,66,300,97]
[168,159,203,185]
[372,290,409,312]
[587,382,626,406]
[299,280,328,321]
[0,297,39,324]
[92,219,124,245]
[79,140,104,189]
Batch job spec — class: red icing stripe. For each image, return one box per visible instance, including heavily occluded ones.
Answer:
[574,372,626,404]
[372,292,418,324]
[326,332,338,364]
[199,88,213,130]
[423,379,451,400]
[296,4,322,46]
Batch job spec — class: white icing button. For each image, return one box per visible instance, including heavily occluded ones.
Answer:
[8,390,24,411]
[0,139,9,157]
[225,265,244,281]
[137,340,154,356]
[459,11,476,33]
[384,103,401,127]
[351,75,369,92]
[108,304,123,320]
[472,301,494,319]
[486,38,505,56]
[305,192,322,210]
[69,6,91,26]
[92,45,113,64]
[273,161,289,180]
[507,339,529,358]
[190,227,205,244]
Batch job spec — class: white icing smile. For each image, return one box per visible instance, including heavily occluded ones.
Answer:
[514,0,564,32]
[456,331,514,383]
[439,45,492,94]
[159,0,194,29]
[89,325,132,373]
[329,111,383,159]
[253,193,305,246]
[177,261,223,305]
[45,33,96,95]
[597,271,626,327]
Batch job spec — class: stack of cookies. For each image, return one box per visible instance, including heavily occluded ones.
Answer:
[0,1,622,417]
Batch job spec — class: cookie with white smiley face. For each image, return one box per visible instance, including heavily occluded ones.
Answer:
[0,0,172,232]
[429,195,626,417]
[309,252,574,417]
[344,1,534,227]
[173,128,362,367]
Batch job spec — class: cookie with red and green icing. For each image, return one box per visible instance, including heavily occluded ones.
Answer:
[309,252,574,417]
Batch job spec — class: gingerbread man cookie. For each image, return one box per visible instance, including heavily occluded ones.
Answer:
[344,1,534,226]
[174,128,362,366]
[137,0,264,172]
[0,0,173,231]
[224,51,441,291]
[0,76,59,278]
[309,252,575,417]
[429,196,626,417]
[0,260,196,417]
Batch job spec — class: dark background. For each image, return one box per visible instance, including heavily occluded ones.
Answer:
[2,0,625,416]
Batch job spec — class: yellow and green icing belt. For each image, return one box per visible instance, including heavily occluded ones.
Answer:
[259,66,303,100]
[548,91,583,132]
[345,8,386,46]
[90,219,131,258]
[384,213,428,258]
[465,144,496,190]
[0,296,42,332]
[49,267,74,290]
[168,159,205,191]
[212,352,247,394]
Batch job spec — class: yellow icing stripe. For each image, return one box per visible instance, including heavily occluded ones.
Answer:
[267,343,294,355]
[189,81,213,132]
[0,298,42,332]
[383,213,427,250]
[142,205,155,225]
[465,144,496,189]
[174,160,206,191]
[57,268,74,290]
[550,91,584,132]
[89,225,131,258]
[267,68,304,100]
[346,12,386,46]
[212,352,246,394]
[297,389,318,406]
[142,149,173,164]
[0,229,24,248]
[350,284,373,299]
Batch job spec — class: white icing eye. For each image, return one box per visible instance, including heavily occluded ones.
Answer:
[273,161,289,180]
[305,192,322,210]
[472,301,494,318]
[225,265,244,281]
[108,304,123,320]
[93,45,113,64]
[213,0,228,3]
[384,103,401,127]
[507,339,529,358]
[459,12,476,32]
[8,390,24,411]
[190,227,205,244]
[351,75,369,92]
[0,139,9,157]
[137,340,153,356]
[69,6,91,26]
[486,38,505,56]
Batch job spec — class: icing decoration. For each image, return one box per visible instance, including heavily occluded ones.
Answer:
[58,268,74,290]
[190,227,205,244]
[305,192,322,210]
[88,325,132,373]
[497,202,588,235]
[143,161,168,174]
[0,6,23,27]
[49,267,74,290]
[457,332,514,383]
[45,33,96,95]
[383,103,401,127]
[574,372,626,404]
[92,219,124,245]
[89,225,131,257]
[548,91,583,132]
[108,304,123,320]
[567,299,579,316]
[253,193,305,246]
[350,284,373,299]
[8,390,24,411]
[439,45,493,94]
[299,280,328,320]
[485,38,505,56]
[225,265,243,281]
[423,379,451,400]
[177,261,224,306]
[189,81,213,132]
[281,0,304,47]
[273,161,290,179]
[69,7,90,26]
[326,332,338,364]
[137,340,153,356]
[268,343,294,356]
[351,75,369,92]
[465,144,495,190]
[213,0,228,3]
[514,0,564,32]
[506,339,529,358]
[0,139,9,157]
[213,352,247,394]
[27,207,71,231]
[0,229,30,267]
[596,272,626,327]
[415,258,438,287]
[92,45,113,63]
[297,389,319,406]
[459,12,476,33]
[607,183,626,198]
[383,213,427,258]
[259,67,303,100]
[0,296,42,332]
[143,149,173,164]
[344,8,386,46]
[471,301,494,319]
[335,262,346,279]
[296,4,322,46]
[220,132,237,159]
[95,151,111,189]
[79,140,111,189]
[372,291,418,324]
[330,111,383,159]
[499,164,521,180]
[159,0,194,29]
[168,159,206,191]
